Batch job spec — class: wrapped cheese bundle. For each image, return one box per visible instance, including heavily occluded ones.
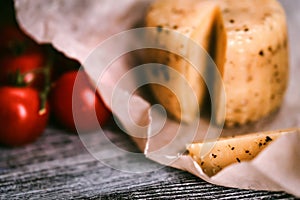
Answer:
[145,0,289,126]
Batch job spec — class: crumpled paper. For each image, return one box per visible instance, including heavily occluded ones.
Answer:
[14,0,300,197]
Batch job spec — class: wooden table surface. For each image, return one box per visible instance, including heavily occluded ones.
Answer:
[0,123,297,199]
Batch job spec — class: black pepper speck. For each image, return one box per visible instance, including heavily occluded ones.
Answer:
[265,136,273,142]
[152,67,159,76]
[223,8,230,13]
[268,46,273,52]
[157,25,163,33]
[259,50,264,56]
[160,66,170,81]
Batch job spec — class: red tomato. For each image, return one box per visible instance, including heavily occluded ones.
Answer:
[0,26,47,88]
[50,70,111,132]
[0,87,49,146]
[0,51,46,86]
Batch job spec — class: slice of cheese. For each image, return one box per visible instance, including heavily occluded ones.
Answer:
[187,129,297,176]
[145,0,289,126]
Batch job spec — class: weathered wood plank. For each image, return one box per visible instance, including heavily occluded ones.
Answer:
[0,127,296,199]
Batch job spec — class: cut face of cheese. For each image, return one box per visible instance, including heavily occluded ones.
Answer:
[145,0,289,126]
[145,0,226,123]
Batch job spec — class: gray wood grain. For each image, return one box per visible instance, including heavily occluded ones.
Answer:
[0,124,296,199]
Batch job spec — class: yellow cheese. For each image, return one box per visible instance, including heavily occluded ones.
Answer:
[216,0,289,126]
[187,129,296,176]
[145,0,226,123]
[145,0,289,126]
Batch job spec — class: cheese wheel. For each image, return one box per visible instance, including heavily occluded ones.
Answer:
[187,129,297,176]
[217,0,289,126]
[145,0,289,126]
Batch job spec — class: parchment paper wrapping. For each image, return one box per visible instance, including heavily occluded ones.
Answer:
[14,0,300,196]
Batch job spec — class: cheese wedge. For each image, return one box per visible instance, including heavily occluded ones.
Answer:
[145,0,289,126]
[187,129,297,176]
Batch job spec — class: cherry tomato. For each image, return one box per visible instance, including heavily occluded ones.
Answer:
[0,26,47,88]
[0,51,46,86]
[0,87,49,146]
[50,70,111,132]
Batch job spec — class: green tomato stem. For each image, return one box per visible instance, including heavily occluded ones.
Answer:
[15,69,26,87]
[17,63,53,113]
[38,64,52,113]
